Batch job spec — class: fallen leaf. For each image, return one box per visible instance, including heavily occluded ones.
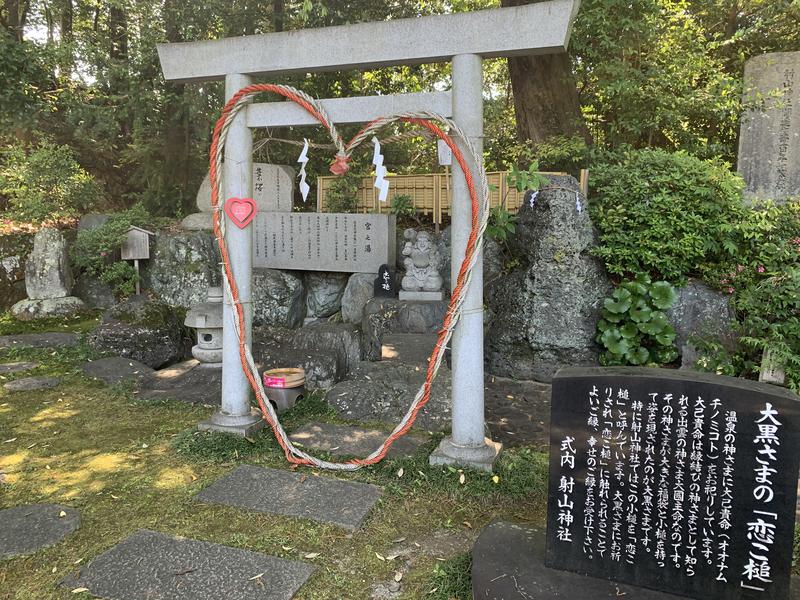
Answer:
[492,475,500,484]
[141,443,148,449]
[463,521,472,529]
[397,468,404,478]
[26,443,37,449]
[71,588,89,594]
[110,494,119,500]
[3,438,17,444]
[391,537,405,544]
[244,437,256,444]
[52,566,58,573]
[459,473,466,485]
[375,552,386,561]
[304,552,320,559]
[281,545,294,551]
[394,571,403,582]
[386,554,399,561]
[428,587,438,594]
[248,572,265,581]
[59,511,67,518]
[73,558,83,565]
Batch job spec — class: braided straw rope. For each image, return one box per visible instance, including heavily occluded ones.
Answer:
[210,83,489,471]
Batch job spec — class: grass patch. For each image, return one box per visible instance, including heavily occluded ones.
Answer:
[0,313,100,336]
[426,552,472,600]
[0,316,549,599]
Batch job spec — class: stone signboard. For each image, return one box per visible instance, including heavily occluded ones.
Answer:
[196,163,295,213]
[374,264,397,297]
[546,367,800,600]
[738,51,799,202]
[253,213,396,273]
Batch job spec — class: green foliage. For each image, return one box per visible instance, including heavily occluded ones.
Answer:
[389,194,415,218]
[427,552,472,600]
[486,206,517,243]
[0,141,104,223]
[589,148,745,282]
[510,135,590,176]
[506,160,550,193]
[596,273,679,366]
[325,172,361,214]
[71,204,162,298]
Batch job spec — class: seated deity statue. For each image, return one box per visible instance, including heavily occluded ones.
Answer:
[400,229,443,292]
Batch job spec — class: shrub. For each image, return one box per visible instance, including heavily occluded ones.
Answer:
[589,149,744,282]
[0,141,103,223]
[71,204,162,298]
[389,194,415,218]
[325,171,360,213]
[596,273,679,366]
[486,206,517,243]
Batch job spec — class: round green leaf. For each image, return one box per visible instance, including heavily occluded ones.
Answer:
[620,323,640,339]
[606,338,630,355]
[601,308,625,323]
[656,332,676,346]
[604,296,632,314]
[625,346,650,365]
[629,300,652,323]
[650,281,679,309]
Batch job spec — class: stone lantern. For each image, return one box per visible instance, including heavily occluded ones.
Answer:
[184,287,224,366]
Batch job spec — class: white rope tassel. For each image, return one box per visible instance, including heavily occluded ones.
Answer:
[212,87,490,470]
[297,138,310,202]
[372,136,389,202]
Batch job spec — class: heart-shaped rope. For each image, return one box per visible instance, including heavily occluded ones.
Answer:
[210,83,489,471]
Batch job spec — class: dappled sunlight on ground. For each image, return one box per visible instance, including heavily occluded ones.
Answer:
[154,466,198,490]
[28,405,81,428]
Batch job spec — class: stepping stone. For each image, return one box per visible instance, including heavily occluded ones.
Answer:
[3,376,60,392]
[198,465,381,530]
[0,361,39,375]
[0,332,79,349]
[83,356,154,386]
[63,529,314,600]
[472,521,685,599]
[0,504,80,559]
[137,359,221,404]
[289,422,426,458]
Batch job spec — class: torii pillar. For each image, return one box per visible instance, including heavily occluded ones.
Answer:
[157,0,580,470]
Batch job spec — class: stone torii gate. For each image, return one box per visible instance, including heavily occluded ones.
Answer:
[157,0,579,471]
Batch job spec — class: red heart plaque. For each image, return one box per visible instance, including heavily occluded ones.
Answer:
[224,197,257,228]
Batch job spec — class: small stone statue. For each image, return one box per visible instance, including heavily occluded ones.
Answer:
[399,229,444,300]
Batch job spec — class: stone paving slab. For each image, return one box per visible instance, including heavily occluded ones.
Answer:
[3,376,60,392]
[136,360,221,404]
[0,504,80,559]
[197,465,381,530]
[83,356,155,386]
[63,529,315,600]
[0,361,39,375]
[289,422,426,458]
[0,332,79,349]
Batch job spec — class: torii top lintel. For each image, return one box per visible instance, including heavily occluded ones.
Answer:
[157,0,580,84]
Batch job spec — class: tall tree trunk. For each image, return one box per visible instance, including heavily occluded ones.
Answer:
[500,0,590,146]
[59,0,73,77]
[273,0,284,32]
[2,0,30,42]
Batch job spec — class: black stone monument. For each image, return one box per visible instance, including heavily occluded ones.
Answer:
[373,264,397,298]
[546,367,800,600]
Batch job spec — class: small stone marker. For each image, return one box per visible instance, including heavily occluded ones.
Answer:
[373,264,397,298]
[0,361,39,375]
[197,465,381,530]
[63,529,315,600]
[0,504,80,559]
[546,367,800,600]
[738,51,800,202]
[289,422,425,458]
[253,213,396,273]
[3,376,60,392]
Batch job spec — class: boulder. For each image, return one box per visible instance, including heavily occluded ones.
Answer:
[11,297,86,321]
[74,274,116,310]
[486,176,612,382]
[0,255,26,310]
[252,326,341,390]
[341,273,375,324]
[24,228,72,299]
[666,278,736,366]
[88,296,186,368]
[362,298,447,360]
[142,230,221,309]
[292,322,363,376]
[179,213,213,231]
[305,272,348,318]
[252,268,305,329]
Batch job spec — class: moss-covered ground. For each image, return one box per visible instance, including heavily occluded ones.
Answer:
[0,315,548,599]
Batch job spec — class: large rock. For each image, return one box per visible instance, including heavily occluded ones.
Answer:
[24,228,72,299]
[292,322,363,376]
[11,297,86,321]
[305,272,349,318]
[436,226,503,297]
[362,298,447,360]
[74,274,116,310]
[88,296,186,368]
[142,230,221,309]
[0,255,26,310]
[666,279,736,366]
[341,273,375,324]
[486,176,611,382]
[252,268,305,329]
[253,326,341,390]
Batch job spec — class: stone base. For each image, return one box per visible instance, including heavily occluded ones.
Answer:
[11,296,86,320]
[180,212,213,230]
[399,290,444,301]
[198,408,265,437]
[429,436,502,472]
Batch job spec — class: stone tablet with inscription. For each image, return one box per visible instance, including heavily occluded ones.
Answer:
[196,163,295,213]
[253,213,395,273]
[546,367,800,600]
[738,51,799,202]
